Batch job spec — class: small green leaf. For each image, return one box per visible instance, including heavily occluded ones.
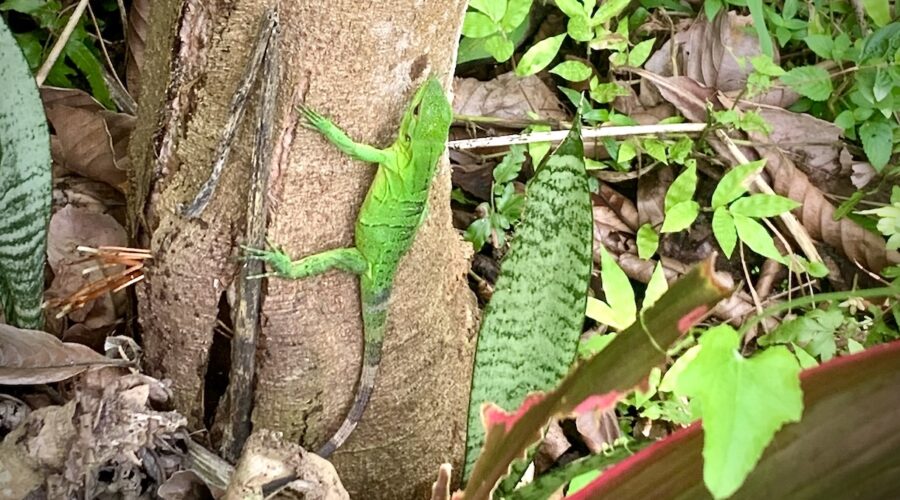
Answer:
[659,344,700,393]
[729,194,800,218]
[711,160,766,210]
[586,247,636,330]
[833,110,855,131]
[493,144,526,184]
[803,34,833,58]
[527,124,551,166]
[858,119,892,171]
[661,201,699,233]
[780,65,833,102]
[550,60,592,81]
[627,37,655,67]
[469,0,506,22]
[567,15,593,42]
[642,262,668,310]
[578,332,616,358]
[664,162,697,211]
[872,67,893,102]
[712,207,737,258]
[759,309,841,361]
[616,140,637,164]
[462,11,499,38]
[589,81,629,103]
[465,216,491,252]
[555,0,585,19]
[733,214,783,261]
[0,0,44,13]
[750,54,785,77]
[484,35,515,62]
[516,34,566,76]
[636,223,659,259]
[642,138,667,164]
[668,137,693,164]
[501,0,532,31]
[676,325,803,499]
[592,0,630,25]
[792,343,819,369]
[747,0,774,58]
[862,0,891,27]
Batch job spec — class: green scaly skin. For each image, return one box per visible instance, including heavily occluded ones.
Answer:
[244,76,452,458]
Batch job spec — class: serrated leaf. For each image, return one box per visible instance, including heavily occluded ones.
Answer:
[636,223,658,259]
[759,309,841,361]
[803,34,833,58]
[642,262,668,310]
[665,163,697,210]
[858,119,892,171]
[712,207,737,258]
[729,194,800,218]
[661,201,699,233]
[733,214,783,261]
[780,65,833,102]
[711,160,766,209]
[550,60,592,81]
[589,81,628,103]
[493,144,526,184]
[516,33,566,76]
[627,37,655,67]
[462,11,499,38]
[676,325,803,499]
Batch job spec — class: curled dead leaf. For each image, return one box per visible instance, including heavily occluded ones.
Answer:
[453,73,568,123]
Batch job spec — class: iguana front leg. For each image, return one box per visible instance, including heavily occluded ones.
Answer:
[299,106,391,165]
[243,246,368,279]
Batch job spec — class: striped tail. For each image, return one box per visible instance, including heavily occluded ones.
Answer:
[316,288,388,458]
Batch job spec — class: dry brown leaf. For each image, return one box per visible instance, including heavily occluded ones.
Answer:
[533,421,570,475]
[453,72,568,122]
[44,105,129,191]
[636,164,674,228]
[595,183,640,232]
[0,324,124,384]
[46,206,128,324]
[126,0,150,95]
[575,407,621,454]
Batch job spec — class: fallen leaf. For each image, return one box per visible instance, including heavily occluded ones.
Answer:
[453,72,568,122]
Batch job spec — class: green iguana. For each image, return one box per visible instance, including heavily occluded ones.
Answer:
[244,75,452,457]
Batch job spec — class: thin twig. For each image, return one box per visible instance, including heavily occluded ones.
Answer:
[448,122,707,150]
[36,0,91,85]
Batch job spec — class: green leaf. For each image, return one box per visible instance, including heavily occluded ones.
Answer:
[493,144,526,184]
[527,124,551,166]
[65,41,112,109]
[636,223,659,259]
[578,332,616,358]
[501,0,532,31]
[591,0,629,25]
[803,34,833,58]
[465,217,491,252]
[750,55,785,76]
[589,81,629,103]
[729,194,800,218]
[659,344,700,393]
[567,15,593,42]
[555,0,585,19]
[642,262,668,310]
[833,109,855,131]
[462,11,499,38]
[733,214,783,261]
[642,138,667,164]
[616,139,637,164]
[516,34,566,76]
[550,60,592,81]
[711,160,766,210]
[469,0,506,22]
[872,67,893,102]
[484,35,515,62]
[858,119,892,171]
[661,201,699,233]
[664,162,697,210]
[0,0,44,13]
[586,247,636,330]
[862,0,891,27]
[780,65,833,102]
[712,207,737,258]
[668,137,693,164]
[0,16,52,328]
[792,343,819,369]
[627,37,655,67]
[675,325,803,499]
[496,182,525,220]
[759,308,841,361]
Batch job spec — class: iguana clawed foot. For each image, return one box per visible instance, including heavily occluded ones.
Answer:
[240,240,293,279]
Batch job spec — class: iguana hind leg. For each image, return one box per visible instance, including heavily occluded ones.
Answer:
[242,245,368,279]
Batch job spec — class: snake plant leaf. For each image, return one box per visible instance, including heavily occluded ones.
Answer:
[0,17,52,328]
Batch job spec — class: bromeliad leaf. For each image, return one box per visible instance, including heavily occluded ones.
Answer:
[675,325,802,499]
[0,16,51,328]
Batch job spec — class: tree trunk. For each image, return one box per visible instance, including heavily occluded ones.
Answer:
[128,0,476,497]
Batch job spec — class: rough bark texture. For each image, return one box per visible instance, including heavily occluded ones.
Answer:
[128,0,476,497]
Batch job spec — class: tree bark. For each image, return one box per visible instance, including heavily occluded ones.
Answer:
[128,0,476,497]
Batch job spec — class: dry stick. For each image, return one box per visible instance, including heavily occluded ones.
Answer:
[221,7,279,463]
[714,129,823,264]
[35,0,90,85]
[447,122,707,150]
[180,9,279,218]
